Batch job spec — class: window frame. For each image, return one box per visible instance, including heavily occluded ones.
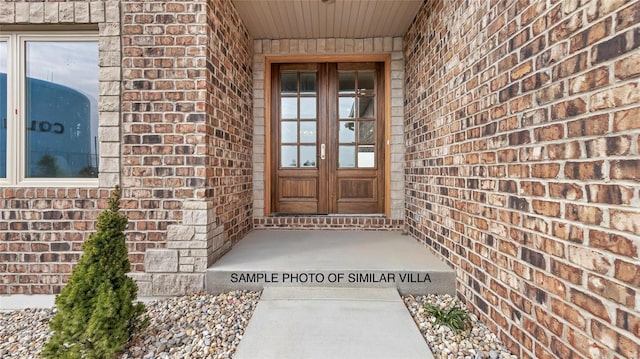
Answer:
[1,31,100,187]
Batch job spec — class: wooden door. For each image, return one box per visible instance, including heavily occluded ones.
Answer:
[271,62,384,214]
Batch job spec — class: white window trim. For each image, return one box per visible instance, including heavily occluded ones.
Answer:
[2,31,100,187]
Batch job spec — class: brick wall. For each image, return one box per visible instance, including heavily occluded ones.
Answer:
[121,0,253,295]
[0,0,121,295]
[1,0,253,297]
[404,0,640,358]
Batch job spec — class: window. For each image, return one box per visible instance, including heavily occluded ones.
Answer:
[1,33,99,185]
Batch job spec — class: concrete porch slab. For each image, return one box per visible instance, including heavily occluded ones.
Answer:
[233,287,435,359]
[206,230,455,295]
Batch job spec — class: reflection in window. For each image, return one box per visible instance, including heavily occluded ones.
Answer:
[300,146,316,167]
[339,121,355,143]
[339,97,356,119]
[299,121,316,143]
[299,97,316,119]
[25,41,99,178]
[281,145,297,167]
[300,73,316,94]
[358,146,375,167]
[281,97,297,119]
[339,145,355,168]
[0,42,6,178]
[281,73,297,94]
[281,121,297,143]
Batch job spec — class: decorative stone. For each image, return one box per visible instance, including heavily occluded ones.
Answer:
[151,274,204,296]
[145,249,178,273]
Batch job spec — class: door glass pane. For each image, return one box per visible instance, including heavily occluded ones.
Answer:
[300,73,316,94]
[300,97,316,119]
[358,121,375,143]
[358,72,375,95]
[339,121,355,143]
[0,41,6,178]
[358,146,375,168]
[299,121,316,143]
[281,97,297,119]
[281,73,297,94]
[281,145,297,167]
[339,97,355,119]
[339,72,355,94]
[358,97,375,118]
[339,145,355,168]
[300,145,316,167]
[281,121,297,143]
[26,41,99,178]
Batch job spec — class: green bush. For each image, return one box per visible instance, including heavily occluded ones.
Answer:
[424,302,472,334]
[42,186,147,359]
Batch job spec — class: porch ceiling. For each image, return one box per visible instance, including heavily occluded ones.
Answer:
[232,0,424,39]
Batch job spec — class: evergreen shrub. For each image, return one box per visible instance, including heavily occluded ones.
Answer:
[42,186,147,358]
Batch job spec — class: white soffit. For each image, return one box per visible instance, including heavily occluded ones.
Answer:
[232,0,424,39]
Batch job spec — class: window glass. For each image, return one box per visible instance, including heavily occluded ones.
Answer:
[281,121,297,143]
[281,97,297,119]
[300,73,316,94]
[339,97,355,119]
[281,73,297,94]
[25,41,99,178]
[281,145,297,168]
[339,145,355,168]
[299,97,316,119]
[0,41,6,178]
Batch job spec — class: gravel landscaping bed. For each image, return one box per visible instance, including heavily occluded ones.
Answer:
[3,290,516,359]
[404,294,517,359]
[0,291,260,359]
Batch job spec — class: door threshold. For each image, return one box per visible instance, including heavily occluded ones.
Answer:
[270,213,386,218]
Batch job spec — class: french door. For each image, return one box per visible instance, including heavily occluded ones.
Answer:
[271,62,385,214]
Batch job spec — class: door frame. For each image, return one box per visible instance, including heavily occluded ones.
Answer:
[263,54,392,217]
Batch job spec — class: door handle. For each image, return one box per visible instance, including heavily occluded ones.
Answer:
[320,144,325,160]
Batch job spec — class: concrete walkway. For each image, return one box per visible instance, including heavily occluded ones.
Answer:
[234,287,434,359]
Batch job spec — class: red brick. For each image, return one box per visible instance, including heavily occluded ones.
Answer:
[590,83,640,111]
[614,51,640,80]
[552,51,588,80]
[564,161,604,180]
[531,163,560,178]
[616,308,640,337]
[587,274,636,306]
[552,222,584,243]
[566,203,603,225]
[567,327,609,359]
[616,1,640,31]
[613,107,640,130]
[567,245,612,274]
[614,259,640,286]
[550,259,583,285]
[572,289,611,322]
[567,114,609,137]
[535,271,566,297]
[585,136,631,157]
[532,200,561,217]
[610,209,640,234]
[589,230,637,257]
[568,66,610,95]
[549,182,583,200]
[570,17,612,52]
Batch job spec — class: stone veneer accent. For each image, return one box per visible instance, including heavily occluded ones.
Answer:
[252,37,406,222]
[405,0,640,358]
[120,0,253,296]
[0,0,121,295]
